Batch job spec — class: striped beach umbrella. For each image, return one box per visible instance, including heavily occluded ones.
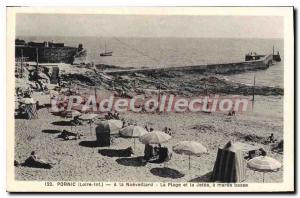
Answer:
[247,156,282,182]
[173,141,208,170]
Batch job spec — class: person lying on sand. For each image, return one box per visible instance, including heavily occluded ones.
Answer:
[271,140,283,153]
[22,151,53,169]
[58,130,82,140]
[70,116,83,126]
[164,127,172,136]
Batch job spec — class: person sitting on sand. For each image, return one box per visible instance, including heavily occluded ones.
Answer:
[22,151,53,169]
[164,127,168,133]
[122,121,127,128]
[114,112,120,120]
[228,110,235,116]
[267,133,276,143]
[144,144,154,161]
[149,128,154,132]
[157,145,172,163]
[106,111,113,120]
[163,127,172,136]
[154,144,162,154]
[71,116,82,126]
[231,110,235,116]
[144,125,149,132]
[259,148,267,156]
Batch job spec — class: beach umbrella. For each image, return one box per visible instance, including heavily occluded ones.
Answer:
[79,113,99,120]
[62,110,81,118]
[139,131,171,144]
[70,110,81,117]
[120,125,148,137]
[247,156,282,183]
[20,97,35,104]
[173,141,208,170]
[120,125,148,150]
[79,114,100,135]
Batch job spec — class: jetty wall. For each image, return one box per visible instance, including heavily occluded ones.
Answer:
[106,54,274,75]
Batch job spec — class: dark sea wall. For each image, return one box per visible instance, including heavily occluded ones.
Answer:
[15,46,77,64]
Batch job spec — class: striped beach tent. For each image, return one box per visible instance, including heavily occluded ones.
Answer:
[20,98,38,119]
[211,141,246,183]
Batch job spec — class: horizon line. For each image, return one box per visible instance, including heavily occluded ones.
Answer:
[15,35,284,40]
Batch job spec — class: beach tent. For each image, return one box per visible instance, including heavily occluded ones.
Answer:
[95,123,111,147]
[19,98,38,119]
[211,141,247,183]
[50,67,59,84]
[95,120,122,147]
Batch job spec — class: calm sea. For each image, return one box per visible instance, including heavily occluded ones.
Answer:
[20,36,284,88]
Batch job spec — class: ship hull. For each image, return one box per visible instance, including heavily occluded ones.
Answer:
[100,52,113,56]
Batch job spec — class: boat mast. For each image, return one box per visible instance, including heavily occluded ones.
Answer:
[36,48,39,72]
[252,74,256,108]
[20,49,23,78]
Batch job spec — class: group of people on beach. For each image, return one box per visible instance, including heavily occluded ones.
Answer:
[143,144,172,163]
[105,111,120,120]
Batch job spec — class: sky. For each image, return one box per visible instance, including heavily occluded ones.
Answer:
[16,14,283,38]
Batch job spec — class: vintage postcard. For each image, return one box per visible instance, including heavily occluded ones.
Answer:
[6,7,294,192]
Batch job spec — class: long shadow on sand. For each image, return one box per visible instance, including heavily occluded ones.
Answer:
[42,129,61,134]
[79,141,99,148]
[189,171,212,182]
[51,121,74,126]
[116,157,146,167]
[150,167,184,179]
[99,149,132,158]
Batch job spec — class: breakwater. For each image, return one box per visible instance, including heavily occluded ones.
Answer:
[105,54,275,75]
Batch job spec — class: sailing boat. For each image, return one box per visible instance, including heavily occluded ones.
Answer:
[100,42,113,56]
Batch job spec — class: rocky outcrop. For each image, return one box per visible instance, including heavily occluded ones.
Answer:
[60,69,283,97]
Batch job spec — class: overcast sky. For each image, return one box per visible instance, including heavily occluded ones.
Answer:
[16,14,283,38]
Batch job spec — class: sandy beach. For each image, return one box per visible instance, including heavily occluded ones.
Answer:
[14,90,283,183]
